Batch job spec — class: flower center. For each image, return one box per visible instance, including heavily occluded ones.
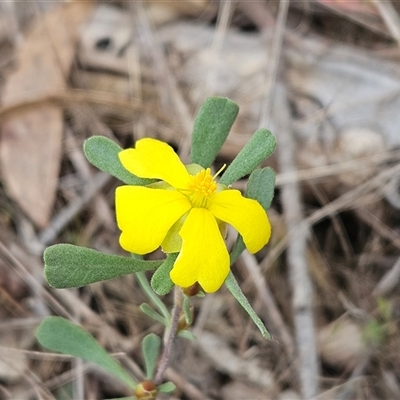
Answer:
[187,168,217,208]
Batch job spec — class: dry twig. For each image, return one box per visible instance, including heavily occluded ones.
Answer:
[373,0,400,45]
[274,82,320,399]
[240,250,295,357]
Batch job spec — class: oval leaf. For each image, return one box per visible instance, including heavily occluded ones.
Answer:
[219,129,276,186]
[191,97,239,168]
[36,317,137,388]
[44,244,162,288]
[142,333,161,380]
[84,136,153,186]
[158,382,176,394]
[246,167,276,211]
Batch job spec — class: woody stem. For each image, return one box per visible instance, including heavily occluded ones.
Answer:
[154,286,184,384]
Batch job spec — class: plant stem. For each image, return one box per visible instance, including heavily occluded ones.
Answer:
[136,271,170,321]
[154,286,184,384]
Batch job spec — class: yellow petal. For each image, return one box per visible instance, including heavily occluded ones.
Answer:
[116,186,191,254]
[119,138,190,189]
[170,208,230,293]
[208,190,271,253]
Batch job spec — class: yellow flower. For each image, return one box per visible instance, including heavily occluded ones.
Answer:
[115,138,271,293]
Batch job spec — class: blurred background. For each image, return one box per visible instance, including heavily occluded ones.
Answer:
[1,0,400,398]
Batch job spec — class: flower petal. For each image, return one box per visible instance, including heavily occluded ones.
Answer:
[208,189,271,253]
[119,138,190,189]
[116,186,191,254]
[170,208,230,293]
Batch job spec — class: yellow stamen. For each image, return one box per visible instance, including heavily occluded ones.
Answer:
[187,168,217,208]
[213,164,226,180]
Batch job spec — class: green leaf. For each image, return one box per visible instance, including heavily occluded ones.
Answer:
[228,169,275,265]
[44,244,162,288]
[183,296,192,325]
[150,253,178,295]
[177,330,196,341]
[36,317,137,389]
[136,272,170,321]
[229,235,246,265]
[224,272,270,340]
[139,304,166,325]
[219,129,276,186]
[142,334,161,380]
[84,136,154,186]
[191,97,239,168]
[246,167,276,211]
[158,382,176,394]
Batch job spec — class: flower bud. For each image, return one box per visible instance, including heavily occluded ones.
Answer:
[134,380,157,400]
[183,282,201,297]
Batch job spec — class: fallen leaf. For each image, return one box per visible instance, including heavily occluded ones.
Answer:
[0,2,94,228]
[316,0,379,16]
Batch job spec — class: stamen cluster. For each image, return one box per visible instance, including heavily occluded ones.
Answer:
[187,168,217,208]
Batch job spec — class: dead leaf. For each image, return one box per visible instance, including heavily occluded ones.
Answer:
[318,317,364,369]
[316,0,379,16]
[0,2,94,228]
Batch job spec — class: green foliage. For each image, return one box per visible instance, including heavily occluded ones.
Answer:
[142,334,161,380]
[183,296,193,325]
[227,168,275,265]
[246,167,276,211]
[84,136,153,186]
[229,235,246,265]
[157,382,176,393]
[224,272,270,340]
[177,330,196,341]
[363,297,394,347]
[220,129,276,186]
[377,297,392,321]
[136,272,170,321]
[36,317,137,389]
[44,244,162,288]
[363,319,386,347]
[150,253,178,295]
[191,97,239,168]
[139,304,166,325]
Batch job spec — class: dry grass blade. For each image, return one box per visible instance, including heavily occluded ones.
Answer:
[205,0,234,98]
[64,128,115,230]
[38,172,111,247]
[374,256,400,297]
[373,0,400,44]
[165,367,211,400]
[274,82,320,398]
[258,0,289,128]
[240,250,294,357]
[197,331,274,390]
[130,2,194,162]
